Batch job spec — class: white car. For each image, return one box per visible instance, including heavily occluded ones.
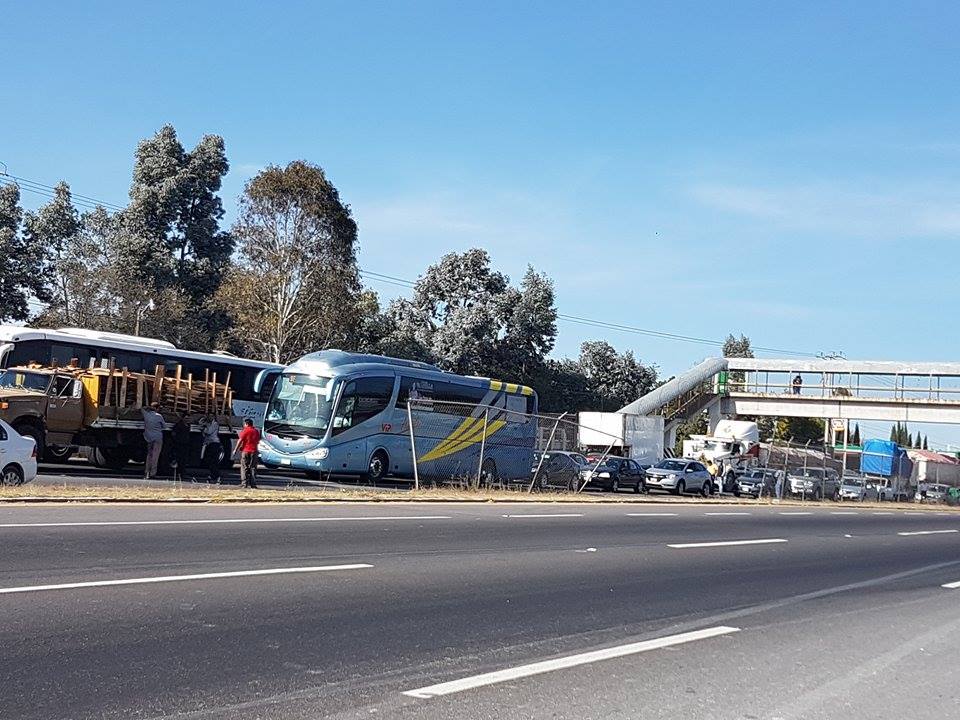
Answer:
[0,419,38,486]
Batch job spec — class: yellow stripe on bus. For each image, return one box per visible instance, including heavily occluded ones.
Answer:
[420,419,507,463]
[489,380,503,392]
[425,416,482,459]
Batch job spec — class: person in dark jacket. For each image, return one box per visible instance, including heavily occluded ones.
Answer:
[171,413,192,482]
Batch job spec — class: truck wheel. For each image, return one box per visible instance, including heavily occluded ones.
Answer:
[45,445,76,463]
[98,447,132,471]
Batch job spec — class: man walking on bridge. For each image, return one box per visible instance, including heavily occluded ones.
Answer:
[792,374,803,395]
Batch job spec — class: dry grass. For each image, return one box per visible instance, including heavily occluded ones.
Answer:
[1,482,957,511]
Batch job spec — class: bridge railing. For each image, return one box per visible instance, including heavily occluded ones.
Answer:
[734,370,960,404]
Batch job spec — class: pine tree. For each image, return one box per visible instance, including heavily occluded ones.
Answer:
[851,423,861,446]
[923,435,929,450]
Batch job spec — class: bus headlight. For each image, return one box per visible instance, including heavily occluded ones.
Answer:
[305,447,329,460]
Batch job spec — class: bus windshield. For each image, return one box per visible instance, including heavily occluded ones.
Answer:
[0,370,50,393]
[265,374,338,438]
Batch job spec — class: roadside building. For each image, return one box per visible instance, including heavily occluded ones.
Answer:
[908,449,960,487]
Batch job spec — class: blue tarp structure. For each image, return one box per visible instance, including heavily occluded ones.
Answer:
[861,439,913,478]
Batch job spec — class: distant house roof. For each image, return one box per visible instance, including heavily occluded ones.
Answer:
[908,449,960,465]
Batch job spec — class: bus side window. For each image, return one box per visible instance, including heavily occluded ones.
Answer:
[505,394,528,423]
[399,377,434,410]
[332,378,395,435]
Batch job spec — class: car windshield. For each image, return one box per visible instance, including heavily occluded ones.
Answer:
[800,469,824,478]
[744,470,764,479]
[843,478,865,486]
[570,453,589,465]
[265,373,338,439]
[0,370,49,393]
[657,460,686,471]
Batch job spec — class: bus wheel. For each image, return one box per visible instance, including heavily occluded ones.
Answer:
[366,450,389,483]
[479,458,498,487]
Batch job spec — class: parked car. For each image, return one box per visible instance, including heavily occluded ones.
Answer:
[734,468,780,498]
[787,467,841,500]
[587,456,648,493]
[0,418,38,486]
[839,475,867,501]
[532,451,619,492]
[916,483,950,504]
[645,458,713,496]
[865,481,895,502]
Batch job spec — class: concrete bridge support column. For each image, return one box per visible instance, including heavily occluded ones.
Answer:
[708,398,722,434]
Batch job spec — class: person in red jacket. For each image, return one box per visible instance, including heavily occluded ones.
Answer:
[234,418,261,489]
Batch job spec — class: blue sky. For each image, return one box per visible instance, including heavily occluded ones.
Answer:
[2,1,959,391]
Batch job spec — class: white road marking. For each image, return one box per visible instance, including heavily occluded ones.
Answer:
[942,580,960,589]
[873,512,894,516]
[501,513,584,518]
[779,512,812,516]
[402,625,740,699]
[668,538,787,549]
[0,516,452,529]
[897,529,959,536]
[703,512,752,516]
[0,564,372,595]
[626,512,679,517]
[831,511,860,515]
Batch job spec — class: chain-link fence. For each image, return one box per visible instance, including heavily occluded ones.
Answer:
[406,400,642,494]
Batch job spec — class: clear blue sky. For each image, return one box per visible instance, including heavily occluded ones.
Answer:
[2,2,959,389]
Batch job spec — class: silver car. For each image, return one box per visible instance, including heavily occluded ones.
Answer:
[839,475,866,501]
[787,467,841,500]
[645,459,713,496]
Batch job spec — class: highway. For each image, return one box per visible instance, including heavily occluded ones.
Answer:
[1,503,959,719]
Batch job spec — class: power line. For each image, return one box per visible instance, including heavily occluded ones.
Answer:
[3,168,820,359]
[359,269,819,357]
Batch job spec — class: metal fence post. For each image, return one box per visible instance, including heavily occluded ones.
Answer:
[528,412,566,493]
[407,401,419,491]
[579,438,617,494]
[476,408,489,488]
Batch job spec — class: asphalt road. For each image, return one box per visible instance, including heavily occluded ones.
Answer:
[32,460,406,493]
[1,503,958,719]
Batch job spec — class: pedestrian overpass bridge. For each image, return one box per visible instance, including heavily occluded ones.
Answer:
[620,357,960,447]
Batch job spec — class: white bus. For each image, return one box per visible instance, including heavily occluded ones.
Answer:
[0,325,281,463]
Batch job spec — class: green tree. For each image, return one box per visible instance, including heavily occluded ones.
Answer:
[722,333,754,358]
[219,160,361,363]
[923,435,929,450]
[383,249,558,383]
[0,183,50,321]
[577,340,658,411]
[22,182,81,323]
[851,423,861,446]
[124,125,233,348]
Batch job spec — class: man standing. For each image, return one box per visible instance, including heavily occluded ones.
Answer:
[142,403,164,480]
[792,374,803,395]
[200,414,221,484]
[234,418,261,489]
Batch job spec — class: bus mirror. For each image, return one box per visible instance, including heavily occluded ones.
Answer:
[254,369,282,398]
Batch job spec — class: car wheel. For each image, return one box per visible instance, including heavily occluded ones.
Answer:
[366,450,389,483]
[673,480,685,496]
[814,487,823,501]
[611,477,620,493]
[733,489,741,497]
[633,480,642,494]
[1,463,24,487]
[832,488,840,502]
[701,479,711,497]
